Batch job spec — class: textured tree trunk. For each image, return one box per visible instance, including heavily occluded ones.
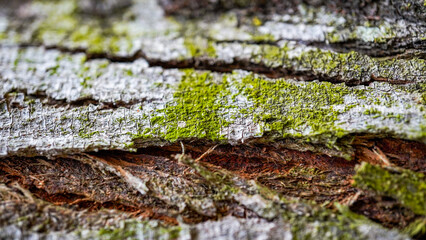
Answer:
[0,0,425,239]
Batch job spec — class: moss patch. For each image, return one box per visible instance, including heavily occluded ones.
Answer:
[254,44,426,84]
[354,162,426,215]
[96,220,181,240]
[184,36,217,58]
[30,0,135,55]
[234,73,362,147]
[133,69,233,141]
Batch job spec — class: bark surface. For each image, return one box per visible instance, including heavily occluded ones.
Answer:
[0,0,425,239]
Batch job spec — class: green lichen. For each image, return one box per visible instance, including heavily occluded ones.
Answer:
[133,69,233,142]
[96,220,181,240]
[326,29,342,43]
[324,21,397,43]
[184,37,217,58]
[258,44,289,66]
[234,73,358,148]
[47,64,60,76]
[294,49,368,79]
[32,0,78,44]
[75,112,99,139]
[417,82,426,105]
[126,66,422,155]
[354,162,426,215]
[363,108,382,118]
[30,0,135,55]
[252,16,262,27]
[403,218,426,239]
[251,33,275,42]
[253,43,425,84]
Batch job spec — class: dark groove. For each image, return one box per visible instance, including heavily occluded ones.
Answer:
[8,43,417,87]
[213,37,426,59]
[4,88,149,109]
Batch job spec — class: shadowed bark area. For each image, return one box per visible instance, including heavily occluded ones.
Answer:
[159,0,426,22]
[0,0,425,239]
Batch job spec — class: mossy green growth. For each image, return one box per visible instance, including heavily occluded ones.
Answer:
[403,218,426,239]
[251,33,275,42]
[417,82,426,105]
[295,49,367,79]
[96,220,181,240]
[324,21,397,43]
[259,44,289,66]
[235,73,355,147]
[31,0,133,55]
[353,162,426,215]
[257,45,426,84]
[32,0,78,44]
[184,37,217,58]
[133,69,233,142]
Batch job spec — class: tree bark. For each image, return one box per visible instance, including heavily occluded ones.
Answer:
[0,0,425,239]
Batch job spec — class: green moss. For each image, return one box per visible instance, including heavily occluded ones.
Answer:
[32,1,78,43]
[403,218,426,239]
[234,73,357,147]
[184,37,217,58]
[363,108,382,118]
[297,50,366,78]
[123,142,135,149]
[124,68,134,76]
[128,66,420,154]
[80,76,92,89]
[252,16,262,26]
[47,64,60,76]
[354,162,426,215]
[326,30,342,43]
[96,220,181,240]
[417,82,426,105]
[69,25,104,53]
[78,130,99,139]
[251,33,275,42]
[260,44,289,65]
[133,69,233,142]
[31,0,135,55]
[75,112,99,139]
[255,45,426,85]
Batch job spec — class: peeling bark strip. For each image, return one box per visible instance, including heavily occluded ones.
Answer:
[0,0,425,239]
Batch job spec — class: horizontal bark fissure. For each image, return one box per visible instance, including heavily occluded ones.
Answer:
[212,38,426,60]
[2,88,151,109]
[6,43,415,87]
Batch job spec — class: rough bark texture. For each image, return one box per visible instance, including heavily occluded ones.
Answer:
[0,0,425,239]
